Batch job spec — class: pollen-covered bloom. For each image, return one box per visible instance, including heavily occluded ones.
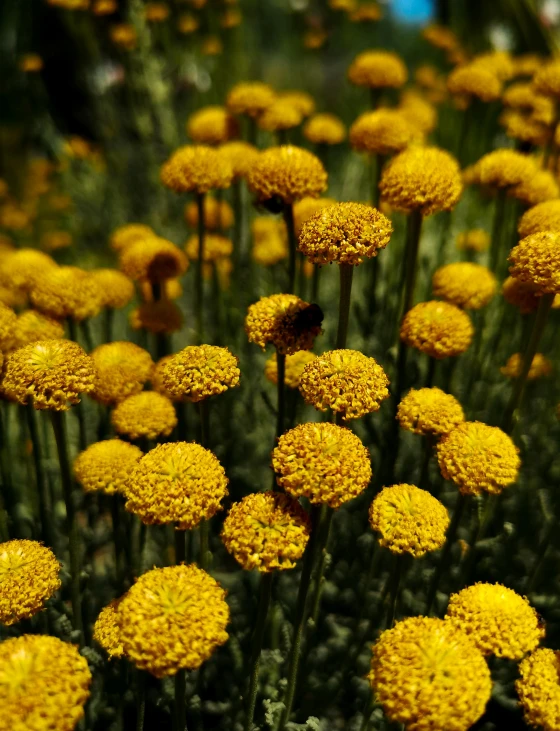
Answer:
[124,442,228,529]
[299,349,389,420]
[187,106,238,145]
[264,350,316,388]
[91,342,154,405]
[397,387,464,436]
[437,421,520,496]
[501,352,552,380]
[447,64,502,102]
[111,392,177,441]
[303,113,346,145]
[30,266,103,321]
[161,344,240,402]
[509,231,560,294]
[445,583,544,659]
[119,236,188,283]
[74,439,143,495]
[348,50,408,89]
[349,109,415,155]
[369,617,491,731]
[226,81,275,118]
[160,145,233,194]
[400,301,474,359]
[518,199,560,238]
[247,146,327,204]
[90,269,135,309]
[245,294,322,355]
[516,648,560,731]
[93,599,125,659]
[432,262,497,309]
[369,484,449,557]
[221,492,311,571]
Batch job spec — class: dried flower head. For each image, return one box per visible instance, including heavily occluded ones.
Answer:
[91,342,153,405]
[161,145,233,194]
[184,196,234,230]
[187,106,238,145]
[247,146,327,204]
[161,345,240,402]
[349,109,415,155]
[245,294,322,355]
[130,299,183,335]
[264,350,316,389]
[119,236,188,283]
[303,113,346,145]
[90,269,135,309]
[456,229,490,253]
[30,266,103,321]
[400,301,474,358]
[519,199,560,238]
[226,82,275,118]
[110,223,155,252]
[501,352,552,380]
[94,599,125,659]
[74,439,143,495]
[432,262,497,309]
[348,50,408,89]
[509,231,560,294]
[258,100,303,132]
[219,141,260,179]
[516,648,560,731]
[447,64,502,102]
[397,387,464,436]
[112,391,177,441]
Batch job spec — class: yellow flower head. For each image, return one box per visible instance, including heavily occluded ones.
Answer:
[19,54,43,73]
[258,100,303,132]
[369,484,449,557]
[2,339,95,410]
[177,12,198,33]
[369,616,491,731]
[501,352,552,380]
[90,269,135,309]
[0,634,91,731]
[112,391,178,441]
[509,231,560,294]
[272,422,372,508]
[124,442,228,529]
[0,249,56,292]
[160,145,233,194]
[511,170,559,207]
[219,141,259,179]
[349,109,415,155]
[0,284,25,310]
[348,50,408,89]
[277,90,315,117]
[9,310,64,351]
[447,64,502,102]
[472,50,515,81]
[303,113,346,145]
[400,301,473,358]
[40,230,72,252]
[150,355,177,400]
[502,275,543,314]
[398,91,438,135]
[517,648,560,731]
[474,149,538,189]
[247,146,327,204]
[298,202,392,266]
[251,218,288,265]
[350,2,382,22]
[226,82,275,118]
[514,54,543,78]
[117,564,229,676]
[119,236,188,283]
[422,24,459,51]
[93,599,125,659]
[92,0,117,15]
[144,2,169,21]
[432,262,497,310]
[500,110,551,148]
[446,583,544,659]
[456,229,490,253]
[91,342,154,405]
[110,223,155,252]
[161,344,240,402]
[187,106,238,145]
[130,299,183,334]
[264,350,316,389]
[437,421,520,496]
[245,294,323,355]
[519,199,560,238]
[30,266,103,322]
[220,7,242,28]
[380,146,462,216]
[221,491,311,572]
[0,540,61,625]
[74,439,143,495]
[397,387,464,436]
[184,196,234,230]
[533,60,560,99]
[0,303,16,351]
[110,23,137,50]
[299,349,389,420]
[185,233,233,262]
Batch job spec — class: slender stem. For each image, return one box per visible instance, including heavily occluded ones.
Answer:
[175,527,187,564]
[401,210,424,316]
[0,406,15,538]
[244,572,274,731]
[311,264,321,302]
[26,403,54,548]
[199,520,209,571]
[359,695,375,731]
[425,357,437,388]
[336,263,354,349]
[460,493,499,587]
[104,307,114,344]
[195,192,206,344]
[111,498,125,590]
[80,319,95,352]
[284,203,297,294]
[136,670,146,731]
[199,399,210,447]
[233,179,243,273]
[174,669,188,731]
[489,189,506,274]
[418,436,435,493]
[386,554,403,629]
[276,350,286,440]
[526,520,554,594]
[309,507,334,628]
[198,398,211,570]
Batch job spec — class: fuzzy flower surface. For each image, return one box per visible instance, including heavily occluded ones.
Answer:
[0,303,16,351]
[501,352,552,380]
[516,648,560,731]
[518,200,560,238]
[161,345,240,402]
[447,64,502,102]
[187,106,238,145]
[110,223,155,252]
[509,231,560,294]
[303,113,346,145]
[245,294,322,355]
[397,387,464,436]
[264,350,316,388]
[349,109,414,155]
[30,266,103,321]
[348,50,408,88]
[246,146,327,204]
[184,196,234,230]
[432,262,497,309]
[119,237,188,283]
[90,269,135,309]
[474,149,537,189]
[400,301,473,358]
[226,82,275,118]
[161,145,233,194]
[112,392,177,441]
[91,342,154,405]
[94,599,125,659]
[219,141,259,179]
[74,439,143,495]
[533,60,560,98]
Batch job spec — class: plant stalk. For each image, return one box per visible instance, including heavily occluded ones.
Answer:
[336,263,354,349]
[244,572,274,731]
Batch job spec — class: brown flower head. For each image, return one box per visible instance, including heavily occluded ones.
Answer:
[119,236,188,283]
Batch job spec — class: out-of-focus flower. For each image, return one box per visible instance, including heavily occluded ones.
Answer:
[185,196,234,230]
[226,82,275,118]
[219,141,259,179]
[350,109,415,155]
[92,0,117,15]
[447,64,502,103]
[110,223,155,252]
[130,299,183,334]
[110,23,137,50]
[177,13,199,33]
[509,231,560,294]
[432,262,497,309]
[247,146,327,204]
[303,113,346,145]
[516,648,560,731]
[144,2,169,22]
[30,266,104,321]
[90,269,135,309]
[258,100,303,132]
[187,106,238,145]
[348,51,408,89]
[161,145,233,194]
[91,342,154,405]
[120,237,188,283]
[251,217,288,265]
[264,350,316,388]
[456,229,490,253]
[19,54,43,72]
[10,310,64,350]
[501,352,552,380]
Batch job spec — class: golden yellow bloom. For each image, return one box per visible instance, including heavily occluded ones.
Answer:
[273,422,371,508]
[47,0,90,8]
[500,110,551,148]
[258,100,303,132]
[184,196,234,230]
[90,269,135,309]
[400,301,473,358]
[0,249,56,292]
[0,303,16,351]
[117,564,229,677]
[150,355,178,400]
[0,285,25,309]
[144,2,169,21]
[10,310,64,350]
[350,2,382,22]
[226,82,275,118]
[519,200,560,239]
[292,197,336,236]
[160,145,233,194]
[220,7,242,28]
[474,149,538,189]
[187,106,238,145]
[517,648,560,731]
[369,616,491,731]
[299,349,389,420]
[110,223,155,252]
[92,0,117,15]
[303,113,346,145]
[501,352,552,380]
[514,54,543,78]
[251,218,288,265]
[140,278,182,302]
[111,391,177,441]
[0,540,61,625]
[398,90,438,135]
[221,492,310,571]
[456,229,490,253]
[19,54,43,73]
[160,344,240,402]
[533,60,560,99]
[511,170,559,207]
[93,599,124,659]
[447,63,502,103]
[348,50,408,89]
[185,233,233,262]
[219,141,259,179]
[2,339,95,410]
[129,299,183,334]
[245,294,322,355]
[380,146,462,216]
[201,36,222,55]
[349,109,414,155]
[74,439,143,495]
[277,90,315,117]
[119,236,188,283]
[247,145,327,204]
[502,276,542,314]
[369,484,449,557]
[264,350,316,389]
[110,23,137,50]
[472,50,514,81]
[422,24,459,52]
[0,634,91,731]
[432,262,497,310]
[124,442,227,528]
[437,421,520,496]
[177,12,198,33]
[0,201,31,231]
[503,82,550,111]
[329,0,356,10]
[299,202,392,266]
[91,342,154,405]
[40,230,72,252]
[509,231,560,294]
[30,266,103,321]
[397,387,464,436]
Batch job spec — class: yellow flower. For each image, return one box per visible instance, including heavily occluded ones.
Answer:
[9,310,64,351]
[130,299,183,334]
[119,236,188,283]
[474,149,538,189]
[90,269,135,309]
[0,634,91,731]
[264,350,316,389]
[110,223,155,252]
[277,90,315,117]
[293,197,336,236]
[117,564,229,677]
[161,344,240,402]
[245,294,322,355]
[501,352,552,380]
[369,616,491,731]
[258,100,303,132]
[511,170,559,207]
[251,218,288,265]
[456,229,490,253]
[184,196,234,230]
[92,0,117,15]
[369,484,449,557]
[347,50,408,89]
[112,391,177,441]
[437,421,520,496]
[500,110,551,148]
[0,249,56,292]
[447,64,502,103]
[303,28,328,50]
[400,301,473,358]
[177,12,198,33]
[91,342,154,405]
[74,439,143,495]
[533,60,560,99]
[516,648,560,731]
[446,583,544,659]
[160,145,233,194]
[220,7,242,28]
[509,231,560,294]
[247,146,327,204]
[0,284,25,309]
[519,199,560,238]
[502,275,542,314]
[221,491,310,571]
[219,141,259,179]
[299,349,390,420]
[0,303,16,351]
[110,23,137,50]
[0,540,61,625]
[422,24,460,52]
[144,2,169,21]
[93,599,125,659]
[514,54,543,77]
[150,355,178,400]
[380,146,462,216]
[432,262,497,310]
[349,109,415,155]
[30,266,103,321]
[185,233,233,262]
[398,90,438,135]
[40,230,72,252]
[226,82,275,118]
[471,50,515,81]
[350,2,382,22]
[397,387,464,436]
[298,202,392,266]
[19,54,43,73]
[303,113,346,145]
[186,106,238,145]
[272,422,371,508]
[2,339,95,410]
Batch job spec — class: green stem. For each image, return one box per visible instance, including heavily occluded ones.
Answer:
[174,669,188,731]
[401,209,424,316]
[460,493,499,587]
[311,264,321,302]
[0,406,15,539]
[359,695,375,731]
[104,308,114,344]
[276,350,286,440]
[336,263,354,349]
[136,670,146,731]
[195,192,206,344]
[526,520,555,594]
[489,189,506,274]
[199,520,209,571]
[26,404,54,548]
[199,398,210,447]
[425,356,437,388]
[80,319,95,352]
[309,507,334,628]
[175,527,187,564]
[418,435,435,494]
[198,398,211,570]
[386,554,403,629]
[284,203,297,294]
[111,497,125,590]
[244,572,274,731]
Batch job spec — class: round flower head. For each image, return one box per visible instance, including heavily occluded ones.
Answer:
[185,233,233,262]
[221,492,311,571]
[400,301,473,359]
[0,540,61,625]
[456,229,490,253]
[519,199,560,238]
[264,350,316,389]
[119,236,188,283]
[178,12,198,33]
[245,294,323,355]
[369,484,449,557]
[380,146,462,216]
[160,145,233,194]
[500,110,551,148]
[517,648,560,731]
[129,299,183,335]
[474,149,537,189]
[117,564,229,677]
[293,197,336,235]
[258,100,303,132]
[348,50,408,89]
[74,439,143,495]
[299,349,390,420]
[278,90,315,117]
[91,342,153,405]
[349,109,415,155]
[30,266,103,321]
[94,599,125,659]
[40,230,72,252]
[0,634,91,731]
[511,170,559,208]
[303,113,346,145]
[509,231,560,294]
[445,583,544,659]
[369,616,491,731]
[0,283,25,309]
[219,141,259,179]
[533,60,560,99]
[437,421,520,496]
[0,249,56,292]
[350,2,382,21]
[501,352,552,380]
[90,269,135,309]
[110,22,137,49]
[397,387,464,436]
[112,391,177,441]
[398,91,438,135]
[447,64,502,102]
[2,339,95,410]
[124,442,228,529]
[422,24,459,51]
[0,303,16,351]
[184,196,234,230]
[502,275,544,314]
[432,262,497,310]
[247,146,327,205]
[251,218,288,265]
[272,422,371,508]
[186,106,238,145]
[299,202,392,266]
[150,355,178,400]
[110,223,155,252]
[161,344,240,402]
[226,81,275,118]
